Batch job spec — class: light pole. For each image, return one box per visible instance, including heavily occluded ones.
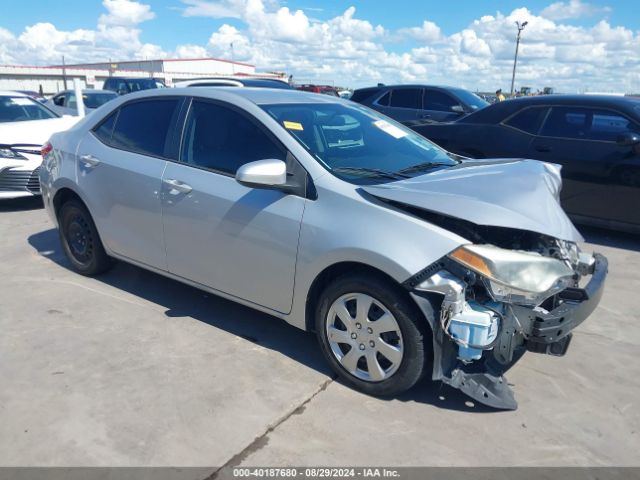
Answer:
[510,20,528,97]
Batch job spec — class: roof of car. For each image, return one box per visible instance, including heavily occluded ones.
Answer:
[55,89,117,95]
[126,87,347,106]
[462,94,640,123]
[0,90,28,97]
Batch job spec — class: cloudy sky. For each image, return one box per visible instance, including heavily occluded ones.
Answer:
[1,0,638,92]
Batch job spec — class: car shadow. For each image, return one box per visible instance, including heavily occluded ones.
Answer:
[28,227,500,413]
[0,196,43,212]
[579,225,640,252]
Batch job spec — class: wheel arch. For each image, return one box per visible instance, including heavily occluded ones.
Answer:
[52,187,86,218]
[304,261,428,334]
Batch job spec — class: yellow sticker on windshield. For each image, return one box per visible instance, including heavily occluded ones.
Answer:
[283,121,304,131]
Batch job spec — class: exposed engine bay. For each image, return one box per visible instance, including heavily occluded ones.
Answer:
[398,205,607,410]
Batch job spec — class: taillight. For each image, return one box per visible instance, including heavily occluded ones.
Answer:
[41,142,53,158]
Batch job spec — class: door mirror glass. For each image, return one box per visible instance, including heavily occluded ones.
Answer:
[616,132,640,146]
[451,105,465,114]
[236,159,287,187]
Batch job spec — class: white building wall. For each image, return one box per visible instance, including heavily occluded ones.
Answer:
[0,59,279,95]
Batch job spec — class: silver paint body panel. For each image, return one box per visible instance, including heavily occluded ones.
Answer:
[41,88,582,330]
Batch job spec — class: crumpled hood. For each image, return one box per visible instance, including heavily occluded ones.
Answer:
[0,117,79,146]
[362,159,583,242]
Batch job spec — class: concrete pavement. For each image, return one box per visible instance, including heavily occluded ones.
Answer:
[0,196,638,468]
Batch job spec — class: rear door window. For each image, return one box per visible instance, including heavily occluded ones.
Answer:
[92,111,118,143]
[110,99,181,158]
[504,107,549,134]
[389,88,422,109]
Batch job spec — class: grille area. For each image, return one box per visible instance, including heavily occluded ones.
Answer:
[0,167,40,194]
[27,167,41,193]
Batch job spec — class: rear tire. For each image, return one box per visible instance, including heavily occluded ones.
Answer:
[315,273,430,396]
[58,200,113,276]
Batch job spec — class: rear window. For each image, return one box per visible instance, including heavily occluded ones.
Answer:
[109,99,181,157]
[83,93,117,109]
[68,92,116,110]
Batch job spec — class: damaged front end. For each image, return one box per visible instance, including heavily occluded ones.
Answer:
[406,231,608,410]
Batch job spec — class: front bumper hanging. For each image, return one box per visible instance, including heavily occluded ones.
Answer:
[410,252,608,410]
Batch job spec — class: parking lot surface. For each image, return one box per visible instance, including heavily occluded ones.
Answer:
[1,196,639,468]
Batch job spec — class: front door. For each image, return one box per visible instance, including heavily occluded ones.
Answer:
[530,106,640,227]
[161,99,306,313]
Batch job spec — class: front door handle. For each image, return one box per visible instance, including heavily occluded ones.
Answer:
[79,154,100,167]
[535,145,552,153]
[163,178,193,194]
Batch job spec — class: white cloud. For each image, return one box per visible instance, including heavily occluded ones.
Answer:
[399,20,442,42]
[181,0,246,19]
[99,0,155,26]
[0,0,164,64]
[540,0,611,21]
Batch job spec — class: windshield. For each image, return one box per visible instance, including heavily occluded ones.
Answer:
[0,95,58,123]
[452,89,489,111]
[261,102,459,184]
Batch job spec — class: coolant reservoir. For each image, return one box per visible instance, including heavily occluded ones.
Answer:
[448,301,500,361]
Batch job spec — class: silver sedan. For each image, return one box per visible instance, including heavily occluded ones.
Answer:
[40,88,607,409]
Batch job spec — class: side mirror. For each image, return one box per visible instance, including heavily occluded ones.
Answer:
[451,105,466,114]
[616,133,640,146]
[236,159,287,188]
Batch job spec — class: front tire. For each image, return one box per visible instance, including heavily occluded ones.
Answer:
[315,273,430,396]
[58,200,113,276]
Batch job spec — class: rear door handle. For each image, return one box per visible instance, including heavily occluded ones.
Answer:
[163,178,193,194]
[535,145,552,153]
[79,154,100,167]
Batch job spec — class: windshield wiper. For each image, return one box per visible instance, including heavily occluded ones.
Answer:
[396,161,454,175]
[333,166,410,180]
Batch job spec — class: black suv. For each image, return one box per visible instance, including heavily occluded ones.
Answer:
[351,84,488,125]
[103,77,165,95]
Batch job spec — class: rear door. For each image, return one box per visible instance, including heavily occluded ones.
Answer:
[530,106,640,226]
[76,97,183,269]
[160,98,306,313]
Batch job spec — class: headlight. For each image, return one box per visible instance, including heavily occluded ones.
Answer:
[449,244,575,305]
[0,148,26,160]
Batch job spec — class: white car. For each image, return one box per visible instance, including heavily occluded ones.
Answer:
[1,91,78,199]
[44,89,117,116]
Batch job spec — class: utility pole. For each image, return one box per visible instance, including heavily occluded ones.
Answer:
[230,42,235,75]
[510,21,528,97]
[62,55,68,90]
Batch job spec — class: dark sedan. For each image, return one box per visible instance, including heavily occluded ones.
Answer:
[351,84,488,126]
[411,95,640,233]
